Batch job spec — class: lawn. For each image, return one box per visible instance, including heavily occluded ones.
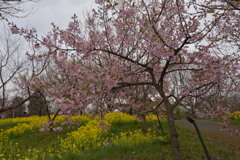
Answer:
[0,112,238,160]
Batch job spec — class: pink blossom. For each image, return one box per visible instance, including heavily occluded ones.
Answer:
[121,8,136,18]
[103,141,110,146]
[53,127,63,132]
[10,25,20,34]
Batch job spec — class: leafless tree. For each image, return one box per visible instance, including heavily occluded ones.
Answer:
[6,96,27,118]
[0,27,26,113]
[0,0,44,117]
[0,0,39,18]
[0,32,53,115]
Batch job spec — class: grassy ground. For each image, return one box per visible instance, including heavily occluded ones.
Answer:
[0,113,239,160]
[230,119,240,125]
[61,126,236,160]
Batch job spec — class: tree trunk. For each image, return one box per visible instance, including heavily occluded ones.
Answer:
[167,107,182,160]
[156,111,164,134]
[139,113,147,133]
[129,107,133,115]
[39,106,42,116]
[12,109,15,118]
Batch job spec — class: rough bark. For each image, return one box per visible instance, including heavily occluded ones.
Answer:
[166,106,182,160]
[156,111,164,134]
[139,113,148,133]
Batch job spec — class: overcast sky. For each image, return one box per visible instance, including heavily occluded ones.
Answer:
[9,0,96,35]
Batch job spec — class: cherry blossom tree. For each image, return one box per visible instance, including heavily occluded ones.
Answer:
[84,1,239,159]
[9,0,240,159]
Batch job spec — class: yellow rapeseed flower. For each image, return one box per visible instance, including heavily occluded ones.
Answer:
[105,112,138,123]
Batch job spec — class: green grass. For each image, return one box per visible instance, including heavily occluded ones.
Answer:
[58,124,237,160]
[178,126,236,160]
[230,119,240,125]
[0,122,27,130]
[1,116,239,160]
[10,128,74,149]
[63,142,173,160]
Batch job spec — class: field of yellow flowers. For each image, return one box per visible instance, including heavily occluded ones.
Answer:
[0,112,238,160]
[0,113,166,160]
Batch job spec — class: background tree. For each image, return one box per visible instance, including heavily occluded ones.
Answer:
[6,96,26,118]
[28,93,48,116]
[0,27,25,113]
[0,0,40,115]
[0,0,38,18]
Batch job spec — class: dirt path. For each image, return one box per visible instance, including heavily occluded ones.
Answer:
[176,120,240,157]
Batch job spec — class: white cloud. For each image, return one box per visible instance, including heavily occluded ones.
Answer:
[9,0,96,35]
